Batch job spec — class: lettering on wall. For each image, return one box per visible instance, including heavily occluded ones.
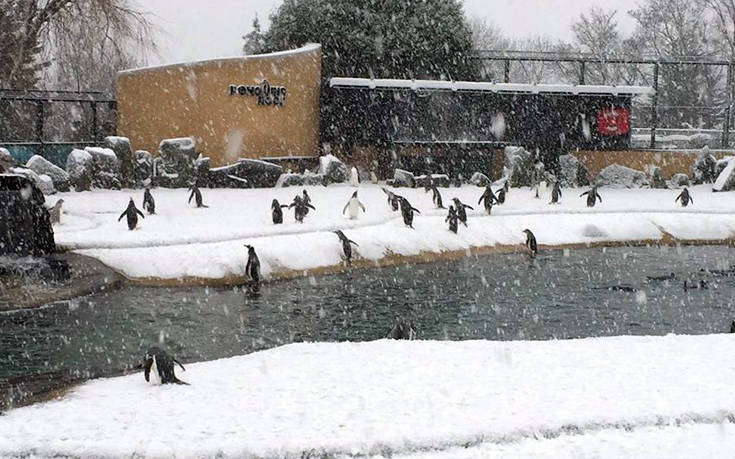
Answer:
[228,80,287,106]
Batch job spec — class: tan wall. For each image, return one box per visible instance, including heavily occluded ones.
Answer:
[116,44,322,167]
[575,149,728,178]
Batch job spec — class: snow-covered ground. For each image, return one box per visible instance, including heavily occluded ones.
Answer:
[1,335,734,458]
[49,183,735,281]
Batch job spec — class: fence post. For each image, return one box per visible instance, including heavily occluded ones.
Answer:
[35,100,44,143]
[579,61,585,85]
[723,63,733,148]
[650,62,659,149]
[91,101,98,143]
[504,59,510,83]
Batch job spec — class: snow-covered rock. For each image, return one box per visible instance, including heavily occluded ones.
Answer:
[275,173,305,188]
[469,172,491,187]
[670,173,690,188]
[712,157,735,192]
[134,150,153,186]
[691,146,717,185]
[84,147,121,189]
[208,159,282,188]
[0,147,16,171]
[103,136,133,186]
[156,137,197,187]
[595,164,650,189]
[504,146,533,187]
[302,170,326,186]
[318,154,349,184]
[9,167,55,195]
[393,168,415,187]
[649,166,667,189]
[26,155,70,191]
[66,149,93,191]
[558,154,590,187]
[415,174,450,188]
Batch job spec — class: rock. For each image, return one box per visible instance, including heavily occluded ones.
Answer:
[9,167,56,195]
[95,172,121,190]
[275,173,305,188]
[504,146,534,187]
[559,154,590,187]
[66,149,93,192]
[26,155,70,192]
[194,156,210,182]
[470,172,491,187]
[0,147,17,171]
[415,174,450,188]
[691,146,717,185]
[208,159,282,188]
[104,136,134,187]
[0,174,55,256]
[85,147,121,189]
[595,164,650,189]
[134,150,154,187]
[649,166,667,189]
[392,168,415,187]
[670,173,690,187]
[318,154,349,184]
[713,157,735,192]
[155,137,197,188]
[303,172,326,186]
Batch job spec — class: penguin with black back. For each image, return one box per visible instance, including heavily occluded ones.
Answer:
[446,205,458,233]
[451,198,473,226]
[271,199,289,224]
[522,229,538,259]
[302,190,312,215]
[244,244,260,284]
[497,187,506,204]
[399,196,420,228]
[478,185,498,214]
[143,346,188,385]
[118,198,145,230]
[431,185,445,209]
[580,185,602,207]
[289,195,315,223]
[382,187,401,211]
[388,321,417,340]
[334,230,359,264]
[550,181,562,204]
[143,187,155,214]
[675,188,693,207]
[188,182,208,208]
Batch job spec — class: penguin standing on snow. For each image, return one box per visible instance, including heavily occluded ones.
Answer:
[399,197,420,228]
[550,181,562,204]
[143,346,188,385]
[334,230,359,264]
[452,198,473,226]
[244,244,260,284]
[580,186,602,207]
[48,198,64,224]
[370,169,378,184]
[497,187,506,204]
[143,187,155,214]
[675,188,693,207]
[349,167,359,187]
[118,198,145,230]
[446,205,458,233]
[271,199,289,224]
[478,185,498,215]
[522,229,538,259]
[382,187,401,211]
[188,183,207,208]
[388,321,417,340]
[431,185,445,209]
[289,195,315,223]
[302,190,312,210]
[342,191,366,219]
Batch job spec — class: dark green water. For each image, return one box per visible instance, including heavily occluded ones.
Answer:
[1,245,734,403]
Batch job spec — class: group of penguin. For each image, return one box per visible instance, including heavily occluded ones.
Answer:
[117,183,208,230]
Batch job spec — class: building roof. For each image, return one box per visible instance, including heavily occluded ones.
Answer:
[329,77,654,96]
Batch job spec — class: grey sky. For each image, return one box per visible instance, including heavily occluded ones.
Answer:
[142,0,640,66]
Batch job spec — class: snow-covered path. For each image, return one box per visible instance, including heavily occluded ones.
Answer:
[1,335,734,458]
[50,183,735,281]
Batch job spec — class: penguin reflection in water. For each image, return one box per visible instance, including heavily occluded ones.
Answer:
[522,229,538,259]
[118,198,145,230]
[334,230,358,264]
[143,346,188,385]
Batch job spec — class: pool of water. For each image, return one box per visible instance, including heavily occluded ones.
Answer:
[2,245,734,403]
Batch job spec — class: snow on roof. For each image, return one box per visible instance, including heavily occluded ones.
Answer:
[329,77,654,96]
[119,43,322,76]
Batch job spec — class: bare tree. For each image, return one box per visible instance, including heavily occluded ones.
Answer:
[571,7,621,84]
[702,0,735,58]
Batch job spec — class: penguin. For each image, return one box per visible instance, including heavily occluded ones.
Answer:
[244,244,260,284]
[118,198,145,230]
[349,167,359,187]
[675,188,693,207]
[522,229,537,259]
[580,186,602,207]
[503,181,509,194]
[452,198,473,226]
[370,169,378,184]
[497,188,506,204]
[431,185,445,209]
[143,346,188,385]
[730,319,735,333]
[188,183,207,208]
[289,195,315,223]
[143,187,155,214]
[399,197,420,228]
[302,189,312,207]
[271,199,289,224]
[334,230,358,264]
[48,198,64,225]
[477,185,498,215]
[550,181,562,204]
[342,190,366,219]
[388,321,417,340]
[446,205,458,233]
[381,187,401,211]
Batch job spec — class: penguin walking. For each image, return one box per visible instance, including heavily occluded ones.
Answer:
[302,189,312,206]
[522,229,538,259]
[431,185,445,209]
[478,185,498,215]
[497,188,506,204]
[289,195,315,223]
[550,181,562,204]
[143,346,188,385]
[399,197,420,228]
[334,230,358,264]
[349,167,359,187]
[675,188,693,207]
[48,198,64,225]
[452,198,473,226]
[382,187,401,211]
[580,186,602,207]
[143,187,155,214]
[188,183,208,208]
[342,191,366,219]
[118,198,145,230]
[244,244,260,284]
[446,205,458,233]
[388,321,417,340]
[271,199,289,224]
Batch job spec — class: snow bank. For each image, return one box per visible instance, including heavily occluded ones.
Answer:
[713,157,735,192]
[1,335,734,457]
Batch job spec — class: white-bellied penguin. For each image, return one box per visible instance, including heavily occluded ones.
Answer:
[244,244,260,283]
[431,185,445,209]
[49,198,64,224]
[118,198,145,230]
[675,188,693,207]
[399,196,420,228]
[143,346,188,385]
[446,205,458,233]
[342,191,366,219]
[451,198,473,226]
[550,181,562,204]
[334,229,358,263]
[388,321,417,340]
[188,183,207,208]
[143,187,155,214]
[478,185,498,214]
[289,195,315,223]
[580,186,602,207]
[271,198,289,224]
[522,229,538,259]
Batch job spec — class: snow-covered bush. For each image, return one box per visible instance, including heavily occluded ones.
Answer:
[104,136,134,186]
[318,154,349,184]
[670,173,690,188]
[691,146,717,184]
[504,146,533,187]
[558,154,590,187]
[648,166,667,189]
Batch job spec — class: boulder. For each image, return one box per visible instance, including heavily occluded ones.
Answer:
[414,173,450,188]
[66,149,93,192]
[649,166,667,189]
[670,173,690,187]
[275,173,305,188]
[0,174,55,256]
[37,174,56,195]
[318,154,349,184]
[26,155,70,192]
[691,146,717,185]
[134,150,154,187]
[103,136,134,186]
[155,137,197,188]
[504,146,534,187]
[392,168,415,187]
[596,164,650,188]
[470,172,491,187]
[84,147,121,189]
[302,172,326,186]
[0,147,17,171]
[207,159,282,188]
[9,167,55,195]
[713,157,735,192]
[194,156,210,182]
[559,154,590,187]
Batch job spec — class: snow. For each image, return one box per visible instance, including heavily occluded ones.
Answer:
[1,335,734,458]
[158,137,195,151]
[83,146,117,160]
[317,153,342,175]
[50,183,735,281]
[713,157,735,191]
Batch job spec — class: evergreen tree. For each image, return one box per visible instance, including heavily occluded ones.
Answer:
[242,15,266,55]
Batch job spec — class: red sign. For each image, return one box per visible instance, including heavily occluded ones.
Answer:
[597,107,630,136]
